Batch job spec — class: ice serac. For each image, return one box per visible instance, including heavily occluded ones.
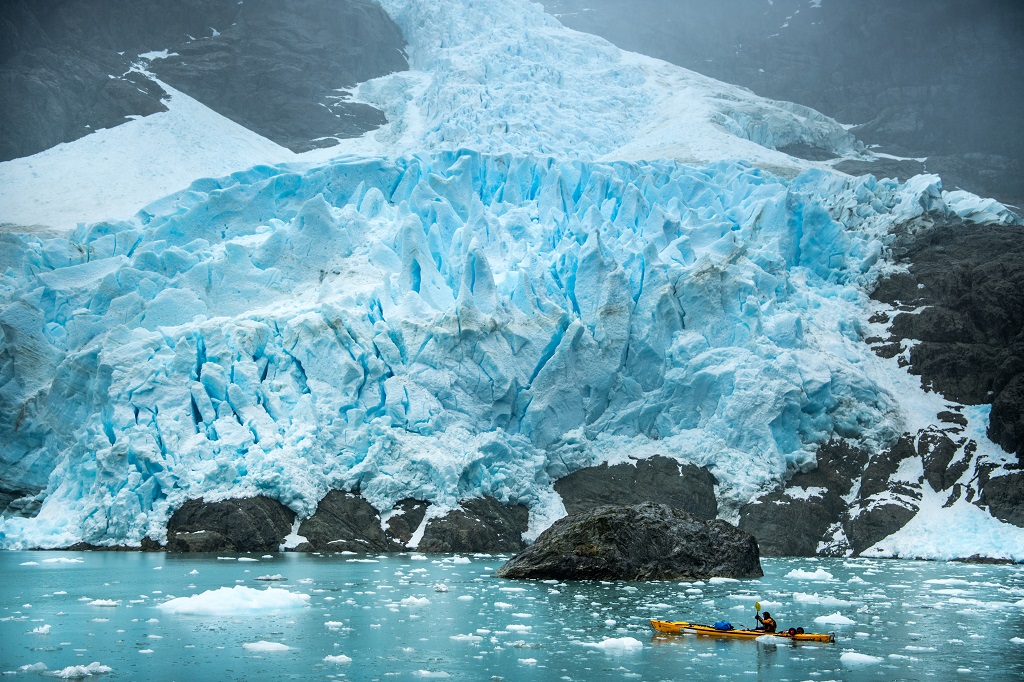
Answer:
[1,147,1018,552]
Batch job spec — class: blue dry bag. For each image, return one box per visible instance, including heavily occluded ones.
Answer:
[713,621,733,631]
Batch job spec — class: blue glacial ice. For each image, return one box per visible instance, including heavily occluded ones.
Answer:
[1,149,1012,549]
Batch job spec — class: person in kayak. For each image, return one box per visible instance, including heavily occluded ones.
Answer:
[755,611,777,633]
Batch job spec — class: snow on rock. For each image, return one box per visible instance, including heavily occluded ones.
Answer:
[156,586,309,616]
[865,482,1024,562]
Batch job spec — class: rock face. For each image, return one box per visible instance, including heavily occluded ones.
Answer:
[292,491,528,553]
[0,0,407,161]
[165,496,294,552]
[295,490,402,552]
[555,456,718,520]
[419,498,529,553]
[496,503,762,581]
[870,221,1024,457]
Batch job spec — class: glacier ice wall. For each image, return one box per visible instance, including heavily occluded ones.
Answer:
[1,149,1004,548]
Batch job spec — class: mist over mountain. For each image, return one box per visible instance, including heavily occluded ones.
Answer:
[547,0,1024,208]
[0,0,407,160]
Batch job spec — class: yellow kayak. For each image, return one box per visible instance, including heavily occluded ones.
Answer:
[651,619,836,643]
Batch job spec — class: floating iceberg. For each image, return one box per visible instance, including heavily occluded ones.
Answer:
[156,586,309,616]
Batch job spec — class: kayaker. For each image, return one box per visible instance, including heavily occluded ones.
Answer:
[755,611,777,633]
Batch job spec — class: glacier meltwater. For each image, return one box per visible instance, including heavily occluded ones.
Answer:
[0,148,1009,549]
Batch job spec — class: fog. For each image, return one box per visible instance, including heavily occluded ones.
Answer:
[545,0,1024,206]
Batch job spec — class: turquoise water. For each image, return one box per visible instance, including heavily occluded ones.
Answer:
[1,553,1021,680]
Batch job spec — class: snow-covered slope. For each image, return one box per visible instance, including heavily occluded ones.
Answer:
[1,0,1020,557]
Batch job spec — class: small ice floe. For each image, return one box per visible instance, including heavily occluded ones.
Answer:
[450,633,483,642]
[48,661,112,678]
[138,649,153,654]
[756,635,787,647]
[785,568,834,581]
[1010,637,1024,644]
[242,641,290,652]
[254,574,286,581]
[42,558,84,564]
[708,577,739,584]
[30,624,51,634]
[188,570,199,575]
[457,595,474,601]
[518,658,537,665]
[157,586,310,616]
[581,637,643,652]
[400,596,431,607]
[324,621,344,629]
[323,654,352,663]
[237,558,259,563]
[412,671,450,678]
[793,592,856,607]
[19,663,47,673]
[261,555,273,559]
[506,624,531,632]
[20,561,40,566]
[494,602,513,609]
[604,619,616,626]
[450,556,471,564]
[87,600,120,607]
[840,651,883,666]
[216,557,236,561]
[433,583,449,592]
[152,566,162,571]
[815,612,855,625]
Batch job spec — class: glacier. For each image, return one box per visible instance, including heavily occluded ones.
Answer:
[0,0,1021,556]
[1,150,1013,549]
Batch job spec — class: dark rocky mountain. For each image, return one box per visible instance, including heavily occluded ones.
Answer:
[0,0,407,161]
[546,0,1024,209]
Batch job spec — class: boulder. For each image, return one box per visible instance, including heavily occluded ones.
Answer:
[166,496,294,552]
[978,471,1024,527]
[419,498,528,553]
[555,456,717,520]
[495,503,762,581]
[296,490,401,552]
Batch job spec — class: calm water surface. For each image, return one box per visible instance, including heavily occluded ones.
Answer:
[1,553,1022,681]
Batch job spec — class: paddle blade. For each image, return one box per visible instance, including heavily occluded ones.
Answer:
[755,602,761,611]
